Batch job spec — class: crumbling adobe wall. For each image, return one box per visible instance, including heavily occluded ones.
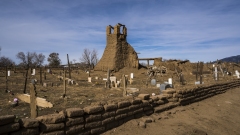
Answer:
[1,79,240,135]
[94,23,139,71]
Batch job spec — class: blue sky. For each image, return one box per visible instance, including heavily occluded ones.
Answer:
[0,0,240,65]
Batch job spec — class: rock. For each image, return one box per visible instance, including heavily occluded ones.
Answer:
[141,117,153,123]
[139,121,146,128]
[151,114,162,120]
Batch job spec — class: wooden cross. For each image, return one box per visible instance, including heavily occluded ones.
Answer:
[5,66,8,93]
[192,62,211,84]
[180,72,184,85]
[39,67,43,85]
[67,54,71,79]
[63,68,66,97]
[30,84,37,118]
[23,65,29,93]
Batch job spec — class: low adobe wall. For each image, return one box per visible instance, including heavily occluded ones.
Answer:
[1,79,240,135]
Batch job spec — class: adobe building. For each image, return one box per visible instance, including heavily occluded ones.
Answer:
[94,23,139,71]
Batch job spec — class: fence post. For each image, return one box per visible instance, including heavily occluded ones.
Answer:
[63,68,66,97]
[30,83,37,118]
[5,66,8,93]
[23,65,29,93]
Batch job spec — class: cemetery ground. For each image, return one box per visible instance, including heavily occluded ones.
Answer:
[0,64,239,134]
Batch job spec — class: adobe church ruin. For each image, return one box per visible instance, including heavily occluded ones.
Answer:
[94,23,139,71]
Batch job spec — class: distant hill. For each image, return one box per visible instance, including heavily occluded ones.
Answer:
[218,55,240,63]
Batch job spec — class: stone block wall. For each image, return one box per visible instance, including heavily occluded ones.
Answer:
[1,79,240,135]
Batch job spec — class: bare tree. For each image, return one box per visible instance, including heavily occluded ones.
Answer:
[16,52,46,67]
[91,49,98,67]
[34,53,45,66]
[80,48,98,69]
[0,56,15,66]
[73,59,76,64]
[16,52,35,67]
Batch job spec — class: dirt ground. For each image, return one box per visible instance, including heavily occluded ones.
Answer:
[102,87,240,135]
[0,62,239,135]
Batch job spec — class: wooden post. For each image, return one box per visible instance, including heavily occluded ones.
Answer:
[199,62,203,84]
[122,75,127,96]
[63,69,66,97]
[147,60,149,67]
[30,84,37,118]
[44,72,46,80]
[5,66,8,93]
[196,61,199,81]
[23,65,29,93]
[67,54,71,79]
[106,69,110,88]
[40,67,42,85]
[180,72,184,85]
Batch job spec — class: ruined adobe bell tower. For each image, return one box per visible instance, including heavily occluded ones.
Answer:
[94,23,139,71]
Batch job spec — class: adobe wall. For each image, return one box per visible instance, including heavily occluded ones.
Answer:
[94,24,139,71]
[1,79,240,135]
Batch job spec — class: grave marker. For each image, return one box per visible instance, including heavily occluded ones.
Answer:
[180,73,184,85]
[23,65,29,93]
[151,79,156,86]
[31,69,35,75]
[214,66,218,81]
[43,83,47,87]
[130,73,134,79]
[40,67,42,85]
[44,72,46,80]
[88,77,92,82]
[8,70,10,76]
[235,70,240,78]
[67,54,71,79]
[30,84,37,118]
[105,69,111,88]
[5,66,8,92]
[192,62,208,84]
[110,76,116,84]
[122,74,127,96]
[63,69,66,97]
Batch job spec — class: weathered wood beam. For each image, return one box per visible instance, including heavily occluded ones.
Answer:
[16,94,53,108]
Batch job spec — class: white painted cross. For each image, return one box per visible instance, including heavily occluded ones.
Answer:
[235,70,240,78]
[215,67,218,80]
[31,69,35,75]
[130,73,134,79]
